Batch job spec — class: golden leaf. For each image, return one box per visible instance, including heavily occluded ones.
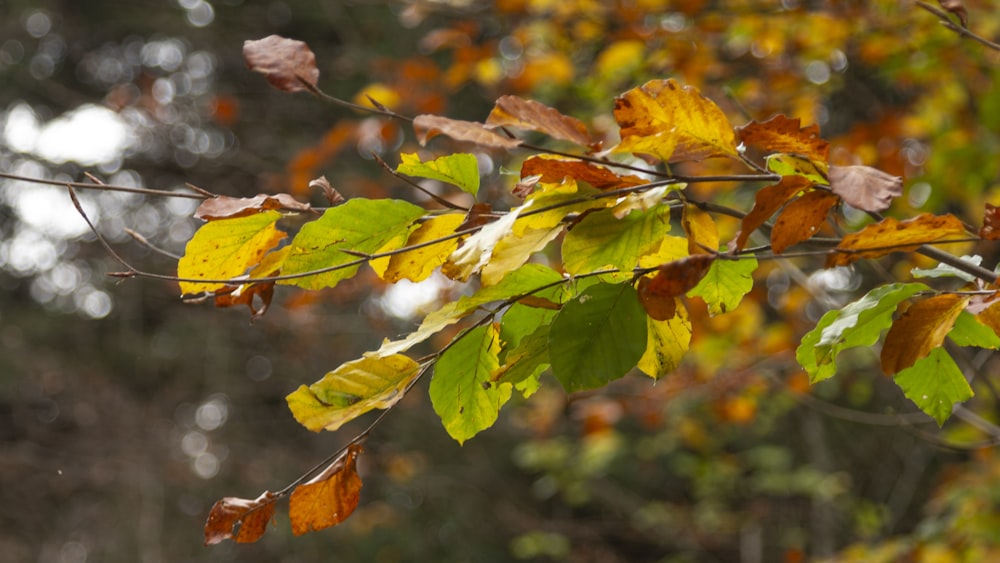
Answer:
[826,213,968,267]
[881,294,969,375]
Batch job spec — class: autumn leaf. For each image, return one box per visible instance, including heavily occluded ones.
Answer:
[613,79,738,163]
[637,303,692,378]
[948,310,1000,349]
[980,203,1000,240]
[243,35,319,92]
[381,213,466,283]
[688,256,757,316]
[938,0,968,27]
[204,491,278,545]
[881,294,969,375]
[912,255,983,282]
[828,165,903,213]
[178,211,286,295]
[310,175,346,206]
[826,213,968,267]
[480,224,563,286]
[562,205,674,275]
[894,348,972,426]
[637,254,715,321]
[287,355,421,432]
[195,193,312,220]
[413,114,523,149]
[396,152,481,196]
[289,443,364,535]
[682,203,719,255]
[549,283,648,391]
[213,282,275,320]
[486,95,594,147]
[520,155,647,191]
[766,153,828,184]
[771,190,839,254]
[736,114,829,163]
[735,175,812,251]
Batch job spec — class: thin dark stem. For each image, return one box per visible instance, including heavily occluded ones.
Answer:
[371,152,469,211]
[125,229,182,260]
[65,185,137,275]
[915,1,1000,52]
[0,171,211,199]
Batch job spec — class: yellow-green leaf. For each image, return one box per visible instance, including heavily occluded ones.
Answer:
[178,211,286,295]
[397,152,481,196]
[381,213,466,283]
[638,302,692,379]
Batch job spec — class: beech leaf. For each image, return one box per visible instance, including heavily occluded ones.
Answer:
[178,211,286,295]
[637,303,692,378]
[413,115,523,149]
[736,114,829,163]
[396,152,481,196]
[243,35,319,92]
[688,256,757,316]
[309,176,345,206]
[894,348,972,426]
[771,190,839,254]
[735,175,812,251]
[766,153,828,184]
[289,444,364,535]
[826,213,968,268]
[937,0,968,27]
[204,491,278,545]
[613,78,738,163]
[682,203,719,256]
[382,213,466,283]
[561,205,674,275]
[948,310,1000,349]
[638,254,715,321]
[520,155,648,191]
[486,95,594,147]
[195,193,312,220]
[881,294,969,375]
[980,203,1000,240]
[828,165,903,213]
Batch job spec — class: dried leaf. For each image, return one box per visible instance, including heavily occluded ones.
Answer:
[204,491,278,545]
[828,165,902,213]
[882,294,969,375]
[980,203,1000,240]
[638,254,716,321]
[289,444,364,536]
[214,282,275,320]
[771,190,839,254]
[736,114,829,163]
[938,0,968,27]
[520,155,648,191]
[826,213,968,267]
[309,176,345,206]
[486,95,594,147]
[735,175,812,251]
[413,115,523,149]
[243,35,319,93]
[195,193,311,220]
[612,79,738,163]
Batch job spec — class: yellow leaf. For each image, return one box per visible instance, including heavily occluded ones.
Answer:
[882,294,969,375]
[481,225,563,286]
[683,203,719,255]
[612,79,738,163]
[826,214,968,267]
[638,301,692,378]
[381,213,466,283]
[178,211,286,295]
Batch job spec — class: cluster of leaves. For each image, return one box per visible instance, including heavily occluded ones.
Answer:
[161,31,1000,543]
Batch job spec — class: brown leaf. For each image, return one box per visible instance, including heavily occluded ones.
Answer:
[771,190,839,254]
[457,202,496,232]
[195,193,312,220]
[412,115,523,149]
[976,296,1000,337]
[512,174,542,198]
[520,156,648,191]
[638,254,716,321]
[980,203,1000,240]
[243,35,319,93]
[736,115,829,163]
[826,213,968,267]
[938,0,968,27]
[309,176,345,206]
[486,95,594,147]
[289,443,364,536]
[881,294,968,375]
[828,165,902,213]
[204,491,278,545]
[735,175,812,251]
[214,282,276,320]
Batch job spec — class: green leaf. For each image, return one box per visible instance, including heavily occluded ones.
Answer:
[493,322,551,398]
[280,199,424,290]
[374,263,564,357]
[430,324,511,444]
[285,355,421,432]
[561,205,672,275]
[894,347,973,426]
[911,255,982,283]
[177,211,285,294]
[687,256,757,316]
[548,282,648,391]
[949,311,1000,349]
[397,152,481,196]
[796,282,929,383]
[766,153,828,184]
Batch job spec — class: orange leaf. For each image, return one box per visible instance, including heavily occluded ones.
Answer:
[828,165,902,213]
[980,203,1000,240]
[736,115,829,163]
[826,213,968,267]
[771,190,839,254]
[487,95,594,147]
[289,444,364,536]
[735,175,812,251]
[638,254,716,321]
[204,491,278,545]
[976,297,1000,338]
[195,193,312,220]
[881,294,969,375]
[613,79,737,163]
[214,282,276,320]
[413,115,522,149]
[520,155,647,191]
[243,35,319,93]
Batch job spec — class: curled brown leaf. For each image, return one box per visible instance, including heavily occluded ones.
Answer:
[204,491,278,545]
[413,115,523,149]
[289,443,364,536]
[195,193,312,220]
[243,35,320,93]
[828,165,902,213]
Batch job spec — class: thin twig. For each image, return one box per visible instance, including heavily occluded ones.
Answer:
[915,0,1000,52]
[0,171,211,199]
[65,185,137,275]
[371,152,469,211]
[125,229,182,260]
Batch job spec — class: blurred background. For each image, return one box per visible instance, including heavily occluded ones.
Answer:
[3,1,1000,561]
